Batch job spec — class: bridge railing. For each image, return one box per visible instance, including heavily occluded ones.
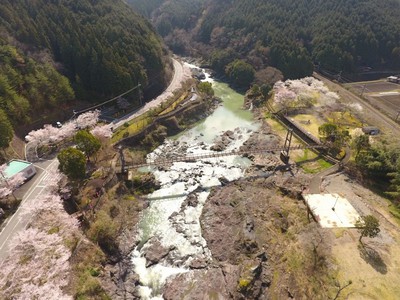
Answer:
[123,144,327,170]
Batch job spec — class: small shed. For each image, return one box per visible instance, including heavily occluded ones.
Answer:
[362,126,380,135]
[0,160,36,186]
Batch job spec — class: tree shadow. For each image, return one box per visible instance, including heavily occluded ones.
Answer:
[358,244,387,274]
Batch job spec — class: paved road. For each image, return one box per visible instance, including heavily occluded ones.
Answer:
[112,58,188,129]
[0,159,58,259]
[314,72,400,139]
[308,146,351,194]
[0,58,188,259]
[308,73,400,194]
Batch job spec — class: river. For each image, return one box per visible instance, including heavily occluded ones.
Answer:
[131,66,259,299]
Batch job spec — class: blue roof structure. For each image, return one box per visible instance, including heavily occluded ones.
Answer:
[2,160,32,179]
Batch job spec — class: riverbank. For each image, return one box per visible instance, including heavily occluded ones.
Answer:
[97,64,376,299]
[92,66,400,299]
[98,70,339,299]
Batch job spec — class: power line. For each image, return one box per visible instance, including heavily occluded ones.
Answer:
[70,83,141,119]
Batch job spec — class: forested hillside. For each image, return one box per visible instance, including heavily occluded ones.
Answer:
[0,45,74,122]
[0,40,75,144]
[0,0,169,99]
[127,0,203,37]
[0,0,170,143]
[128,0,400,79]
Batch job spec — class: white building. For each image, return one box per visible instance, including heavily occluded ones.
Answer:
[387,76,400,83]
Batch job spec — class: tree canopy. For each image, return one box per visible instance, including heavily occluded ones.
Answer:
[355,215,380,243]
[128,0,400,79]
[57,147,86,180]
[197,82,214,96]
[0,0,169,100]
[318,123,350,156]
[74,130,101,161]
[355,140,400,202]
[225,60,255,88]
[0,43,74,130]
[0,108,13,149]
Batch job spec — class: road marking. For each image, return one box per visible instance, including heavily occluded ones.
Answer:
[0,186,46,250]
[0,159,57,254]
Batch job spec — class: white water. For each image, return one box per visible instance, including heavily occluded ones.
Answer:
[131,65,259,299]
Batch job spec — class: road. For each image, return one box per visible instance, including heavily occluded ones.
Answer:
[0,57,189,259]
[112,57,189,128]
[313,72,400,139]
[0,159,58,259]
[308,72,400,193]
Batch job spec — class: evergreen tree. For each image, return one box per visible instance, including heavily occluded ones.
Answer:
[74,130,101,161]
[355,215,380,244]
[57,147,86,180]
[225,60,255,88]
[0,109,13,150]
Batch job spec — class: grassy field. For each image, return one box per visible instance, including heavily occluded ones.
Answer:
[112,86,191,143]
[111,114,153,143]
[264,115,332,173]
[291,114,321,137]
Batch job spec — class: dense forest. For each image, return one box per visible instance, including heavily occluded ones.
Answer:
[0,0,169,98]
[128,0,400,80]
[0,0,170,141]
[0,41,75,142]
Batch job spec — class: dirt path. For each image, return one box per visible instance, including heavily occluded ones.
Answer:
[319,173,400,299]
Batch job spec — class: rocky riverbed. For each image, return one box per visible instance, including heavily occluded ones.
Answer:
[160,125,315,299]
[100,67,339,299]
[101,117,329,299]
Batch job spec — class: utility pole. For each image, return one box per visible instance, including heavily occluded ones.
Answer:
[337,71,343,83]
[138,83,142,106]
[360,84,366,97]
[332,194,339,211]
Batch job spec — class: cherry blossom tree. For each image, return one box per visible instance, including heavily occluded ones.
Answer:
[75,110,100,129]
[0,169,25,200]
[0,169,80,299]
[0,228,73,300]
[272,77,340,111]
[91,124,112,139]
[25,110,100,146]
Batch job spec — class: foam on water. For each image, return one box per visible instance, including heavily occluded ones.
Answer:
[131,65,260,299]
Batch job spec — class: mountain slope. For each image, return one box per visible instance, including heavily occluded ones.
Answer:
[0,0,169,100]
[127,0,400,79]
[0,41,74,141]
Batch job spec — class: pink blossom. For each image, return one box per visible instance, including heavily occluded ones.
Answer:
[0,228,73,299]
[0,163,6,174]
[58,121,76,139]
[0,186,11,198]
[76,110,100,129]
[272,77,339,110]
[7,172,26,189]
[0,172,25,199]
[91,124,112,138]
[25,110,100,146]
[0,169,80,299]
